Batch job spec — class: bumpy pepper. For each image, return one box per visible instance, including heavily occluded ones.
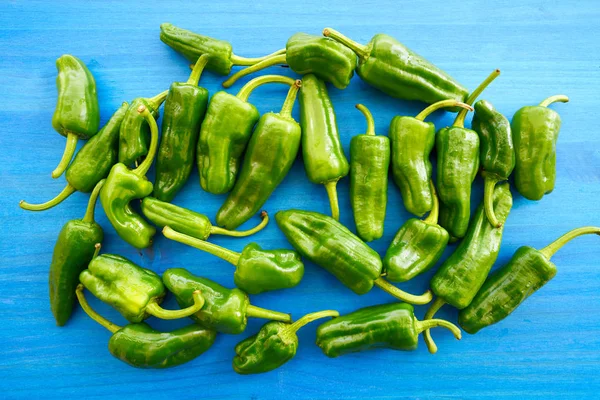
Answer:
[233,310,339,374]
[80,254,205,323]
[512,95,569,201]
[390,100,472,217]
[459,226,600,334]
[216,79,302,229]
[20,103,128,211]
[154,55,210,202]
[316,303,461,357]
[424,182,513,353]
[276,209,432,304]
[163,268,291,334]
[299,74,349,220]
[350,104,389,242]
[162,226,304,295]
[223,33,357,89]
[437,70,500,238]
[76,285,216,369]
[472,100,515,227]
[51,54,100,178]
[322,28,469,107]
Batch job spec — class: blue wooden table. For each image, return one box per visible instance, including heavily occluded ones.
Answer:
[2,1,599,398]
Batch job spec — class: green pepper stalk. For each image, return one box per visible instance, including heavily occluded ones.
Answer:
[162,226,304,295]
[234,310,339,374]
[459,226,600,334]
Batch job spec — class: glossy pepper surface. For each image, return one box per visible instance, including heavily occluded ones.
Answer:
[316,303,461,357]
[216,79,302,230]
[275,209,432,304]
[512,95,569,201]
[163,268,292,334]
[459,226,600,334]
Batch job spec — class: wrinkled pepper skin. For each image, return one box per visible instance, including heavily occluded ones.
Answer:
[141,197,216,240]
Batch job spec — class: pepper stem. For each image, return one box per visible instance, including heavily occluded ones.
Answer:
[246,304,292,323]
[355,104,375,136]
[373,277,433,305]
[230,48,287,66]
[132,105,159,177]
[76,284,121,334]
[414,317,462,340]
[92,243,101,259]
[483,174,502,228]
[187,54,211,86]
[279,79,302,118]
[147,90,169,111]
[146,290,205,320]
[51,132,79,179]
[322,28,369,61]
[324,180,341,221]
[20,183,76,211]
[423,181,440,225]
[236,74,297,102]
[223,54,288,88]
[423,297,446,354]
[453,69,501,128]
[210,211,269,238]
[287,310,339,334]
[539,226,600,259]
[539,95,569,108]
[162,226,241,265]
[415,100,473,121]
[82,179,105,223]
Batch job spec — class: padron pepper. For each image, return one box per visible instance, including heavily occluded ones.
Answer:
[459,226,600,334]
[233,310,339,374]
[216,79,302,230]
[424,182,513,354]
[350,104,389,242]
[322,28,469,107]
[223,32,357,89]
[76,285,216,369]
[163,268,292,334]
[51,54,100,179]
[162,226,304,295]
[80,254,205,323]
[276,209,432,305]
[299,74,348,220]
[512,95,569,201]
[316,303,461,357]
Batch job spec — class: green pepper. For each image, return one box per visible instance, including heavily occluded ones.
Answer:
[233,310,338,374]
[275,209,432,304]
[299,74,349,220]
[423,182,513,354]
[76,285,216,369]
[160,23,285,76]
[512,95,569,201]
[154,55,210,202]
[350,104,389,242]
[216,79,302,229]
[51,54,100,179]
[49,180,104,326]
[322,28,468,107]
[437,70,500,238]
[316,303,461,357]
[80,254,205,323]
[162,268,291,334]
[390,100,472,217]
[20,103,128,211]
[223,33,357,89]
[472,99,515,227]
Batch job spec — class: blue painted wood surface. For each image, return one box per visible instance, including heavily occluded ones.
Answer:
[1,1,599,398]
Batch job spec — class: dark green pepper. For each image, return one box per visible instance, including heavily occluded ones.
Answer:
[512,95,569,201]
[316,303,461,357]
[163,268,291,334]
[276,209,432,304]
[459,226,600,334]
[216,79,302,229]
[51,54,100,179]
[299,74,349,220]
[233,310,338,374]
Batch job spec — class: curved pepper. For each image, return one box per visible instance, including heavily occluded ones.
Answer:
[20,103,128,211]
[316,303,461,357]
[216,79,302,229]
[51,54,100,179]
[234,310,338,374]
[459,226,600,334]
[512,95,569,201]
[162,268,291,334]
[275,209,432,305]
[350,104,390,242]
[322,28,469,107]
[223,33,357,89]
[424,182,513,353]
[299,74,348,220]
[76,285,216,369]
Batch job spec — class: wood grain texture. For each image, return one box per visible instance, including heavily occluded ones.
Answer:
[1,0,599,398]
